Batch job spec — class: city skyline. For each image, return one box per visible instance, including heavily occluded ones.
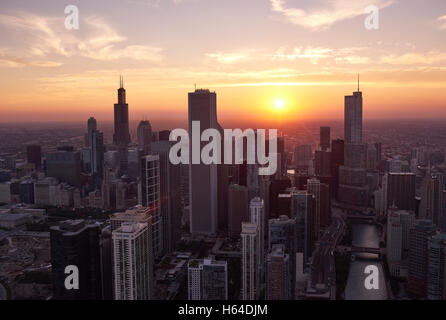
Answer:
[0,0,446,122]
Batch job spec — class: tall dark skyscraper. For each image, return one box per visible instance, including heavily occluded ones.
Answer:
[137,120,152,156]
[407,219,437,298]
[85,117,97,147]
[26,144,41,170]
[91,129,105,189]
[338,81,369,206]
[344,81,363,144]
[331,139,344,200]
[50,220,102,300]
[113,76,130,173]
[319,127,330,151]
[188,89,221,236]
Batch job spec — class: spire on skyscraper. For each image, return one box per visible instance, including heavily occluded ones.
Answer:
[357,73,360,92]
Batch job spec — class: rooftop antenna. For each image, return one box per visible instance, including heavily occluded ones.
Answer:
[357,73,360,92]
[194,83,197,91]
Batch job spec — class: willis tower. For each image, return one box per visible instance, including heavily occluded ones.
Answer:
[113,76,131,173]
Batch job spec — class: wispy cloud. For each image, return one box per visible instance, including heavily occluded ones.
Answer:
[0,12,164,67]
[270,0,393,30]
[380,51,446,65]
[205,52,250,64]
[438,15,446,30]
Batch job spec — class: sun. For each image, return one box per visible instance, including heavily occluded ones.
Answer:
[274,99,285,110]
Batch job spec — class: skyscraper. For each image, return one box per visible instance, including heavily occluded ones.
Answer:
[419,173,444,229]
[344,85,362,144]
[151,141,182,254]
[113,76,130,173]
[250,197,265,285]
[427,233,446,300]
[90,129,104,189]
[241,222,259,300]
[137,120,152,156]
[407,219,437,298]
[307,178,321,241]
[228,184,249,238]
[386,172,416,212]
[331,139,344,200]
[338,84,368,206]
[266,244,290,300]
[291,190,314,270]
[320,127,331,151]
[50,220,102,300]
[26,144,41,171]
[141,154,163,259]
[188,89,220,235]
[112,222,152,300]
[46,149,82,187]
[294,144,313,172]
[188,257,228,300]
[85,117,97,147]
[268,215,296,299]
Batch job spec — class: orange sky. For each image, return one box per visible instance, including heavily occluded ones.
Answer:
[1,0,446,123]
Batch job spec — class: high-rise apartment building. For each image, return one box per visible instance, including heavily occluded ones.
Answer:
[112,222,152,300]
[241,222,259,300]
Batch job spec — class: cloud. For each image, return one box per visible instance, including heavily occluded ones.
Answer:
[438,15,446,30]
[270,0,393,30]
[0,12,164,66]
[271,46,333,64]
[380,51,446,65]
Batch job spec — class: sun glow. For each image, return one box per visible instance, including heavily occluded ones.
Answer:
[274,98,285,110]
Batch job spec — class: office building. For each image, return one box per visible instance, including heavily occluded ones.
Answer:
[26,144,42,170]
[228,184,249,238]
[141,155,163,259]
[320,127,330,151]
[188,89,221,235]
[266,244,290,300]
[50,220,102,300]
[113,76,130,173]
[151,140,182,253]
[137,120,152,156]
[84,117,97,147]
[407,220,437,298]
[428,233,446,300]
[188,257,228,300]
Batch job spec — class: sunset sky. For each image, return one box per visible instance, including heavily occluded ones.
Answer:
[0,0,446,123]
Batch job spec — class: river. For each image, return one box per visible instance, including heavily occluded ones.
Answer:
[344,223,388,300]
